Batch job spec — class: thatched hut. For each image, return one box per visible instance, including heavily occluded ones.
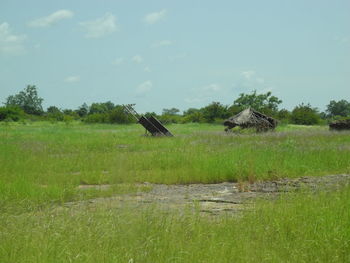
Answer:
[223,108,277,132]
[329,119,350,131]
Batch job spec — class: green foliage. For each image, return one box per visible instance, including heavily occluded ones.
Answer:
[0,122,349,262]
[84,105,134,124]
[326,99,350,117]
[76,103,89,117]
[89,101,114,115]
[46,106,64,121]
[233,90,282,115]
[5,85,44,115]
[0,106,24,121]
[158,114,182,124]
[200,101,229,122]
[277,108,291,123]
[162,107,180,115]
[108,105,134,124]
[291,103,321,125]
[182,111,205,123]
[84,113,109,123]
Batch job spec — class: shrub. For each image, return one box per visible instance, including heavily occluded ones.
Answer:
[290,103,321,125]
[0,106,25,121]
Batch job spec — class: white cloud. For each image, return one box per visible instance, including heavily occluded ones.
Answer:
[64,75,80,83]
[144,66,151,72]
[80,13,118,38]
[112,57,124,65]
[152,40,172,48]
[136,80,153,95]
[240,70,255,80]
[0,22,26,55]
[28,10,74,27]
[144,9,166,24]
[132,55,143,64]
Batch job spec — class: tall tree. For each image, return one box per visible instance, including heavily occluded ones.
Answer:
[6,85,44,115]
[326,100,350,117]
[233,90,282,114]
[76,103,89,117]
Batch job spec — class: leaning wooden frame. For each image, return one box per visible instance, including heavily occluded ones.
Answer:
[123,104,174,137]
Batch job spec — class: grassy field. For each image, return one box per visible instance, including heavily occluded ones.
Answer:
[1,122,350,262]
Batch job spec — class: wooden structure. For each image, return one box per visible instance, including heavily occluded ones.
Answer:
[224,107,277,132]
[123,104,173,136]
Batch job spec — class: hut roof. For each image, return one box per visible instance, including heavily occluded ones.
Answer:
[223,108,277,130]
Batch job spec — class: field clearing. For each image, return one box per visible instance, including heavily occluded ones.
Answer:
[1,122,350,208]
[1,122,350,262]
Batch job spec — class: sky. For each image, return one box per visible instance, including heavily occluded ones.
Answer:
[0,0,349,113]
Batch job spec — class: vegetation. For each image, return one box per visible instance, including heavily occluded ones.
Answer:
[1,122,349,262]
[290,103,321,125]
[5,85,44,115]
[2,85,349,125]
[1,122,349,211]
[326,99,350,118]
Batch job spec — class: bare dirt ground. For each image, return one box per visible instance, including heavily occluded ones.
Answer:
[69,174,350,215]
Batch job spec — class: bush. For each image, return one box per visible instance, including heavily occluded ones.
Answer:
[290,103,321,125]
[84,113,109,123]
[0,106,24,121]
[108,106,134,124]
[158,114,183,124]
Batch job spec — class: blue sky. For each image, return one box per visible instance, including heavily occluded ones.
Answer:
[1,0,349,113]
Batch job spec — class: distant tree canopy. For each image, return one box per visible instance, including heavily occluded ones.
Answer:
[89,101,115,115]
[6,85,44,115]
[162,108,180,115]
[201,102,229,123]
[326,100,350,118]
[47,106,61,114]
[76,103,89,117]
[3,85,347,126]
[233,90,282,115]
[290,103,320,125]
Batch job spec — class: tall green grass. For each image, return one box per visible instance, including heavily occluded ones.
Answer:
[1,185,349,262]
[1,122,350,208]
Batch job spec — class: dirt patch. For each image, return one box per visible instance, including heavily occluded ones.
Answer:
[68,174,350,215]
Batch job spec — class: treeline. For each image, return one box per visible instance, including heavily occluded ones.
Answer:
[1,85,350,125]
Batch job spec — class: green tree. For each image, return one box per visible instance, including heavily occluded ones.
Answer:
[277,109,291,123]
[201,102,229,123]
[326,100,350,118]
[46,106,64,121]
[162,108,180,115]
[89,101,115,115]
[47,106,61,114]
[76,103,89,117]
[290,103,320,125]
[233,90,282,115]
[5,85,44,115]
[183,108,200,116]
[109,105,134,124]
